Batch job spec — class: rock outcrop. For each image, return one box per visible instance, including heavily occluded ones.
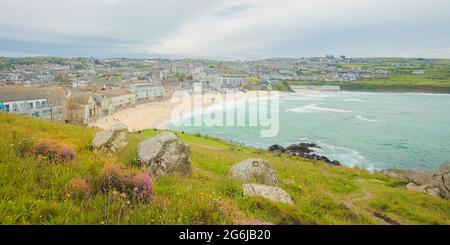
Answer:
[267,144,286,153]
[406,183,440,198]
[228,158,279,186]
[267,143,341,166]
[228,158,294,204]
[382,162,450,199]
[242,183,293,204]
[138,132,191,177]
[92,123,129,152]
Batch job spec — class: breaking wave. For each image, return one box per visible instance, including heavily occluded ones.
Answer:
[286,104,353,113]
[354,115,379,122]
[313,141,366,168]
[340,98,364,102]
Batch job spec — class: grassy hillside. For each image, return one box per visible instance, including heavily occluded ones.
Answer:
[290,59,450,93]
[1,112,449,224]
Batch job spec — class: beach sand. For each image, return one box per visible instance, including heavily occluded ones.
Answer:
[89,91,272,131]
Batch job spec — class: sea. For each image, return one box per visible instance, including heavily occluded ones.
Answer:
[165,91,450,171]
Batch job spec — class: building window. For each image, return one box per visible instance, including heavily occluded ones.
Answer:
[13,103,18,112]
[36,101,41,109]
[29,102,33,109]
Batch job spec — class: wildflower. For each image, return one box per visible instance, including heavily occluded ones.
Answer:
[99,164,153,202]
[131,172,153,202]
[66,178,90,198]
[57,145,76,163]
[32,139,76,163]
[100,163,132,193]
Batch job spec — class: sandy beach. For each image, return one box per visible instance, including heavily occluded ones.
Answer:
[89,90,273,131]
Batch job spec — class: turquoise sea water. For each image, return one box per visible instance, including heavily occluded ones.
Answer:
[166,91,450,171]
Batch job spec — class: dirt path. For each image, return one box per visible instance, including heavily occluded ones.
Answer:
[342,187,400,225]
[188,142,223,151]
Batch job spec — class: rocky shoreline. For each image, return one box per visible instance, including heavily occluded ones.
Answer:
[267,142,449,200]
[267,142,341,166]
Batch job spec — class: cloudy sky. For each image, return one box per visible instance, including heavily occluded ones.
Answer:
[0,0,449,60]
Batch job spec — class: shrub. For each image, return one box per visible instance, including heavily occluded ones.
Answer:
[32,139,76,163]
[100,163,133,193]
[99,163,153,203]
[57,145,76,163]
[33,139,57,158]
[67,178,90,198]
[131,172,153,202]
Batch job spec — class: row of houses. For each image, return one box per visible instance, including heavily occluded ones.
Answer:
[68,82,165,124]
[0,86,67,121]
[192,72,246,90]
[1,82,165,125]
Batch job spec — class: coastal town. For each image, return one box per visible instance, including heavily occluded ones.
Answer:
[0,56,439,124]
[2,0,450,231]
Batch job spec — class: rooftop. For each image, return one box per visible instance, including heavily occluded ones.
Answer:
[0,86,66,102]
[98,88,133,98]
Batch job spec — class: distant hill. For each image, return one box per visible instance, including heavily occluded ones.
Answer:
[0,112,449,224]
[289,59,450,93]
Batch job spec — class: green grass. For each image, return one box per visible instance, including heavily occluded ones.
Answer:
[271,81,293,92]
[290,59,450,93]
[0,112,449,224]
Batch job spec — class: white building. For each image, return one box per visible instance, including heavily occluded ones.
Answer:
[71,80,88,88]
[193,72,223,90]
[94,88,136,116]
[222,75,245,88]
[0,86,67,120]
[190,66,204,75]
[127,83,165,102]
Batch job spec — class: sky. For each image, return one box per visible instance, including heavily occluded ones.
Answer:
[0,0,449,60]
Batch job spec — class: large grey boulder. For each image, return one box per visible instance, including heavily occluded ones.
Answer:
[228,158,279,186]
[383,162,450,199]
[110,123,128,132]
[92,123,128,151]
[436,163,450,199]
[406,183,440,198]
[92,129,114,148]
[138,132,191,177]
[437,162,450,175]
[382,169,434,185]
[243,183,293,204]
